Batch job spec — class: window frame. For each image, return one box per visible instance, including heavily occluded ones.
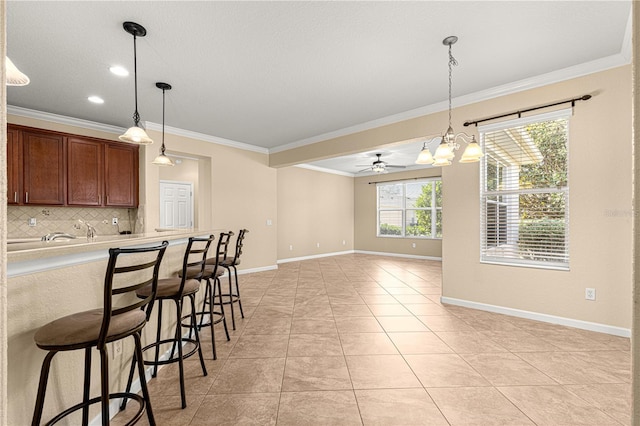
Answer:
[376,177,442,239]
[479,108,570,270]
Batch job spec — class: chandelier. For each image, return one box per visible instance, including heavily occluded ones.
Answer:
[416,36,483,166]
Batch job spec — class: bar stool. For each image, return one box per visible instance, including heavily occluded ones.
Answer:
[31,241,168,426]
[197,231,233,359]
[219,229,248,330]
[122,235,214,411]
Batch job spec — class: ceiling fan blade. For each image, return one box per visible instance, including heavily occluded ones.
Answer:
[357,167,373,173]
[386,165,407,168]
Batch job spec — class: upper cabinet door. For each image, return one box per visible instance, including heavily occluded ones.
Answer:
[7,127,21,205]
[22,130,66,205]
[105,143,139,207]
[67,137,104,206]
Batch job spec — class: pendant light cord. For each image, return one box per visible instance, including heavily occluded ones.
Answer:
[447,44,458,129]
[132,33,140,126]
[161,87,166,154]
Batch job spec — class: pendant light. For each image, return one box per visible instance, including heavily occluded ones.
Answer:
[416,36,483,166]
[6,57,29,86]
[119,21,153,145]
[152,82,175,166]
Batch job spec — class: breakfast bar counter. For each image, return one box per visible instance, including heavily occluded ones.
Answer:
[6,229,217,425]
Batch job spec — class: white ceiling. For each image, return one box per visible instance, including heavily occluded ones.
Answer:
[7,1,631,175]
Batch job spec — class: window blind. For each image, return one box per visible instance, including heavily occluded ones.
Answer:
[480,109,570,269]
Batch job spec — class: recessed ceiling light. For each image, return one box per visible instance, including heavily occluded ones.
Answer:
[109,65,129,77]
[88,96,104,104]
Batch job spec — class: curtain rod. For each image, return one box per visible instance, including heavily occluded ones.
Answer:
[463,94,591,128]
[368,176,439,185]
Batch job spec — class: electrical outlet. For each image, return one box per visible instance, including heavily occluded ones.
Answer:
[289,245,293,251]
[266,219,273,226]
[342,240,346,245]
[112,217,118,225]
[585,288,596,301]
[412,242,416,248]
[316,242,320,248]
[112,340,123,359]
[28,217,37,226]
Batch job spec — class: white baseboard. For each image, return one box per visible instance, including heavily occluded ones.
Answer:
[235,264,278,275]
[441,296,631,338]
[277,250,355,264]
[354,250,442,261]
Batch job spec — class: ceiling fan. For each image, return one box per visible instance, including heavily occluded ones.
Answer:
[357,153,406,174]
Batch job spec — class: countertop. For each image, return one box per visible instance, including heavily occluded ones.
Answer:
[7,229,216,277]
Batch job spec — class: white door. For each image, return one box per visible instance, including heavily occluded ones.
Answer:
[159,181,193,229]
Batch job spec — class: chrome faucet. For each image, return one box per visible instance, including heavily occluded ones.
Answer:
[77,219,97,241]
[41,232,77,242]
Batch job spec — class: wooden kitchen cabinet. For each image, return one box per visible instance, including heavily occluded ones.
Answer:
[67,137,103,206]
[104,143,139,207]
[22,130,66,205]
[7,127,21,205]
[7,124,139,208]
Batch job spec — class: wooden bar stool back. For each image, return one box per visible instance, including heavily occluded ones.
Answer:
[31,241,168,426]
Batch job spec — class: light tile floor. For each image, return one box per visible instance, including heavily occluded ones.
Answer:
[114,254,631,425]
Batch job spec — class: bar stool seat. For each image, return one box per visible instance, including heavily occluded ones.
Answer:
[31,241,168,426]
[136,277,200,299]
[34,309,146,350]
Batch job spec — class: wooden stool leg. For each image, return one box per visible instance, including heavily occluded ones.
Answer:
[134,332,156,426]
[31,351,57,426]
[82,348,92,425]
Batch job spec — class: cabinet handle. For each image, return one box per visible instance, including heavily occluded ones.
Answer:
[14,192,17,203]
[25,192,28,203]
[98,195,101,204]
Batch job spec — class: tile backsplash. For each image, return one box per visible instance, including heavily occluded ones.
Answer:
[7,206,140,239]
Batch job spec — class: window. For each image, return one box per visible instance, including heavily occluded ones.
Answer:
[377,178,442,238]
[480,109,570,269]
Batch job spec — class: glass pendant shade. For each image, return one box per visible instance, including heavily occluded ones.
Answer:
[432,157,452,167]
[6,57,29,86]
[152,152,175,166]
[459,138,484,163]
[415,146,434,165]
[434,141,455,161]
[119,125,153,144]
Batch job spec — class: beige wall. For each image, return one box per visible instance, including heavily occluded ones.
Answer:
[440,65,632,329]
[277,166,354,260]
[142,130,278,270]
[354,168,442,258]
[280,66,632,330]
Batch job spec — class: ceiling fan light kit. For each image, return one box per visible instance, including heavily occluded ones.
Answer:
[6,56,30,86]
[415,36,484,166]
[119,21,153,145]
[358,153,407,174]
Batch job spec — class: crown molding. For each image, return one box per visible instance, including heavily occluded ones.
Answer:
[144,121,268,154]
[271,51,630,154]
[7,105,126,135]
[294,164,355,177]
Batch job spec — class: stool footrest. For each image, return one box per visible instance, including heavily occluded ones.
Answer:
[47,392,146,425]
[141,338,200,366]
